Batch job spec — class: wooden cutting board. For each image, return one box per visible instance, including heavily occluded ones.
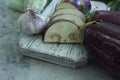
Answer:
[19,35,88,68]
[18,1,109,68]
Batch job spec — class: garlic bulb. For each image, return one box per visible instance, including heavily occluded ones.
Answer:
[18,0,61,35]
[18,9,45,35]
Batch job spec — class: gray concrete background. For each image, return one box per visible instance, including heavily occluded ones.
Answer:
[0,0,117,80]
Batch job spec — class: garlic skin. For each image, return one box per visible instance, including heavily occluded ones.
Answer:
[18,9,45,35]
[18,0,61,35]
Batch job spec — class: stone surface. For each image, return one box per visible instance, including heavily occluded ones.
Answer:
[0,0,117,80]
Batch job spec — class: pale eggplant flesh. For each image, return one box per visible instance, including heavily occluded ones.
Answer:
[44,19,81,43]
[55,2,78,10]
[53,8,86,22]
[52,14,85,27]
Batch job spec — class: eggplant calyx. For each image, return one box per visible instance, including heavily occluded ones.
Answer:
[86,11,97,22]
[79,21,96,45]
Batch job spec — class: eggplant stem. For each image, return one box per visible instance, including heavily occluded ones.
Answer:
[87,11,96,22]
[80,0,85,6]
[79,21,96,45]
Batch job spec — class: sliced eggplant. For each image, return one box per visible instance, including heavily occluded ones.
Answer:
[56,2,77,10]
[53,9,86,22]
[44,20,81,43]
[52,14,85,27]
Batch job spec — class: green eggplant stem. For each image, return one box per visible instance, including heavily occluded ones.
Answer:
[79,21,96,45]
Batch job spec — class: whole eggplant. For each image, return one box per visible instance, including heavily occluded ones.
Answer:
[64,0,91,12]
[92,10,120,26]
[83,22,120,78]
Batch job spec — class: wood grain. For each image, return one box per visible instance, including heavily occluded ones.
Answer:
[19,35,88,68]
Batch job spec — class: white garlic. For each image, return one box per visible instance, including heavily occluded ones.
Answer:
[18,9,45,35]
[18,0,61,35]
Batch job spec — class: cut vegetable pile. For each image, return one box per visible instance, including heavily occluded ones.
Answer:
[8,0,120,79]
[9,0,90,43]
[44,1,86,43]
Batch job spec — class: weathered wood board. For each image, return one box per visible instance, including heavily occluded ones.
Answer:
[19,35,88,68]
[18,1,110,68]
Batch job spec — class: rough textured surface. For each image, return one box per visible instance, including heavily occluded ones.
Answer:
[19,35,88,68]
[0,0,117,80]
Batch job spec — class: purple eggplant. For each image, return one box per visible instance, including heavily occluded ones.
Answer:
[92,10,120,26]
[64,0,91,12]
[83,22,120,78]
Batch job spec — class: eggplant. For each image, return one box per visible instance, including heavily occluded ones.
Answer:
[52,14,85,27]
[92,10,120,26]
[83,22,120,78]
[64,0,91,11]
[55,2,78,10]
[44,19,81,43]
[53,8,86,22]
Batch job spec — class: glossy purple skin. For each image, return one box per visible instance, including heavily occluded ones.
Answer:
[64,0,91,11]
[84,22,120,78]
[92,10,120,26]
